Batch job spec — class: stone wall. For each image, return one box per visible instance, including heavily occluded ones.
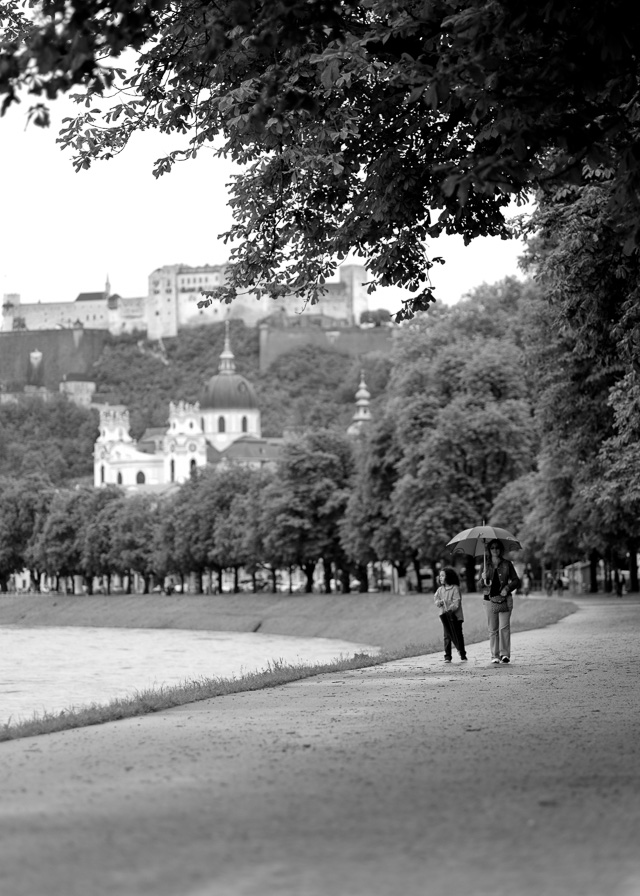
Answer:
[0,329,108,391]
[258,324,395,371]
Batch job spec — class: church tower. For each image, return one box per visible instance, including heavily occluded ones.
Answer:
[164,400,208,483]
[199,322,261,451]
[347,371,372,436]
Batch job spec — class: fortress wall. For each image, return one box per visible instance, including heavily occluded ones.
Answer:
[5,300,109,331]
[259,326,395,371]
[0,329,108,390]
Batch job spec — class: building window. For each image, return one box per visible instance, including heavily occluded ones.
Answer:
[201,417,205,431]
[117,472,123,485]
[190,458,197,474]
[136,471,146,484]
[242,416,248,433]
[100,465,105,484]
[218,416,225,433]
[170,459,175,482]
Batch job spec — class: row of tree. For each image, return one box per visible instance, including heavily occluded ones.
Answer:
[0,436,356,595]
[2,258,638,593]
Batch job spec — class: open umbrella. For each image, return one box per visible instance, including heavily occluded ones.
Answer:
[446,524,522,581]
[446,525,522,557]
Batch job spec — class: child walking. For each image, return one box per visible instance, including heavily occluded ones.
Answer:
[434,567,467,663]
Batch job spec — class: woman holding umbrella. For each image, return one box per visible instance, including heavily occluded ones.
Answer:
[482,539,521,664]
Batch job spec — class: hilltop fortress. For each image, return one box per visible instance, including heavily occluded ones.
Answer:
[2,262,371,339]
[1,262,395,397]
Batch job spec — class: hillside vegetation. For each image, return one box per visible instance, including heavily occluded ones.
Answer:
[92,322,391,438]
[0,323,392,484]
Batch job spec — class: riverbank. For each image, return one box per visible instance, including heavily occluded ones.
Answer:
[2,599,639,896]
[0,591,579,742]
[0,590,577,649]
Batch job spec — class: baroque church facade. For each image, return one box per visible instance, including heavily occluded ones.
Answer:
[94,326,281,490]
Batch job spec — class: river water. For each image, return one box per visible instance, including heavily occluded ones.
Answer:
[0,626,377,725]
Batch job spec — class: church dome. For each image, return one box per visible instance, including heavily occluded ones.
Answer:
[201,373,258,410]
[200,322,258,410]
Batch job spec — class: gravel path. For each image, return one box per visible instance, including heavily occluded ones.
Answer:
[1,596,638,896]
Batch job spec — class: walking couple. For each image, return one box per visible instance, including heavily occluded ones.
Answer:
[434,539,520,664]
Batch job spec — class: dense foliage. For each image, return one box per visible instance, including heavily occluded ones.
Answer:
[517,180,640,590]
[3,1,640,316]
[0,278,535,594]
[89,322,391,438]
[1,271,638,594]
[0,395,98,484]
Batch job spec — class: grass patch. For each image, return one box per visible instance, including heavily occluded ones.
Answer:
[0,646,419,743]
[0,594,578,743]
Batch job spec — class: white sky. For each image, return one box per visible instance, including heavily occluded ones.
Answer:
[0,98,528,313]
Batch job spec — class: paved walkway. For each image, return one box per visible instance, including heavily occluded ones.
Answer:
[0,597,639,896]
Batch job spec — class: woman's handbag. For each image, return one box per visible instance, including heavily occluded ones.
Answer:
[490,595,510,612]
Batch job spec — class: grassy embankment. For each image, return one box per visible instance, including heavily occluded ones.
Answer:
[0,591,577,742]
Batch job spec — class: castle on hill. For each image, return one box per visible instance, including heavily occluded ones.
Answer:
[3,262,371,339]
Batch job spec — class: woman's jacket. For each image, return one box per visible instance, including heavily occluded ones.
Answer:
[483,559,520,604]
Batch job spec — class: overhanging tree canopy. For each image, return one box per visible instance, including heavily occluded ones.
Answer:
[3,0,640,316]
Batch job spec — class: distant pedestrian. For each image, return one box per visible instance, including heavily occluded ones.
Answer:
[481,539,521,664]
[522,571,532,597]
[615,570,623,598]
[434,567,467,663]
[545,572,554,597]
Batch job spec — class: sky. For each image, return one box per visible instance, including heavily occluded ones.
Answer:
[0,97,529,314]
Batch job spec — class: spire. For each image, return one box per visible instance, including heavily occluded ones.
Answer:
[105,274,111,298]
[218,320,236,374]
[347,370,372,436]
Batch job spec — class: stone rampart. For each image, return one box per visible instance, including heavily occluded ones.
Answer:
[258,325,395,371]
[0,329,108,391]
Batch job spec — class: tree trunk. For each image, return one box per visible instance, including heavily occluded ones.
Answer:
[340,566,350,593]
[194,570,203,595]
[233,566,239,593]
[465,555,477,592]
[323,559,332,593]
[271,568,278,593]
[85,576,94,595]
[357,563,369,593]
[395,561,408,595]
[628,537,638,592]
[302,562,316,593]
[413,557,423,593]
[589,550,599,592]
[604,554,612,593]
